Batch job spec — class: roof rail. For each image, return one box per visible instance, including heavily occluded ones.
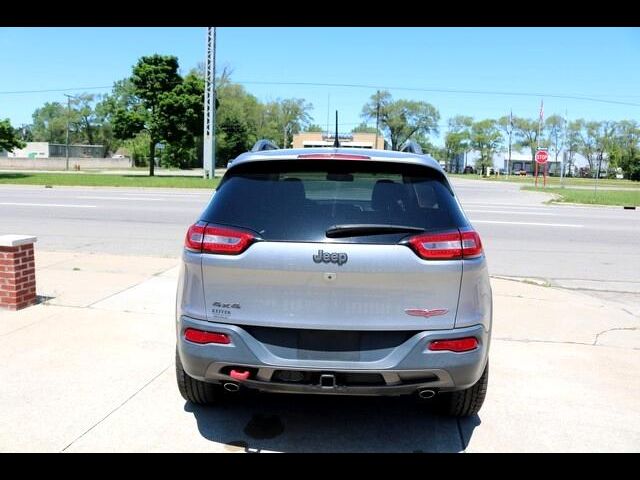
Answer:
[400,140,423,155]
[251,139,279,152]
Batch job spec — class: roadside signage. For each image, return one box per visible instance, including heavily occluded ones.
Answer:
[535,150,549,164]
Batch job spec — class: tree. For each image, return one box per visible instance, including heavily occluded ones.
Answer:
[512,117,547,163]
[305,124,324,132]
[361,90,440,151]
[0,119,26,152]
[471,119,502,172]
[215,82,263,166]
[351,122,379,134]
[565,120,582,177]
[578,121,599,173]
[16,124,33,142]
[97,79,145,162]
[593,121,617,178]
[121,132,151,166]
[154,72,205,169]
[31,102,68,143]
[112,55,183,176]
[279,98,313,148]
[445,116,473,170]
[545,114,566,165]
[611,120,640,180]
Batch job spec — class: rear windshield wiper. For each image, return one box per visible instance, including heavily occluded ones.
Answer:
[325,224,426,238]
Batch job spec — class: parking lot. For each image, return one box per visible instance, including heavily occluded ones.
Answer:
[1,179,639,452]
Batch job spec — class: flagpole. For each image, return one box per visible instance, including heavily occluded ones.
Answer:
[537,99,543,150]
[537,99,544,187]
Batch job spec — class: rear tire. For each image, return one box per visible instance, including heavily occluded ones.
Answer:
[437,361,489,417]
[175,349,221,405]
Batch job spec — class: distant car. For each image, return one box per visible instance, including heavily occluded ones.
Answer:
[175,143,492,417]
[463,166,475,174]
[112,154,125,159]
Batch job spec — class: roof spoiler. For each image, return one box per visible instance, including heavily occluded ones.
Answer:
[251,139,280,152]
[400,140,423,154]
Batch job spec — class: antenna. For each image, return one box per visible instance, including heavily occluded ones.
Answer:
[333,110,340,148]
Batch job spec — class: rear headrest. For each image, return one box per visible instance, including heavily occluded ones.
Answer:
[270,177,306,208]
[371,180,407,213]
[282,177,305,201]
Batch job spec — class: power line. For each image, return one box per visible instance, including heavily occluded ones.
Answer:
[2,81,639,108]
[234,80,640,108]
[0,86,113,95]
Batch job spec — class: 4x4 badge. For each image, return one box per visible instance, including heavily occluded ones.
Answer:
[313,249,348,266]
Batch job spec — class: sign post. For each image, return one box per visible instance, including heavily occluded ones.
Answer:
[534,149,549,187]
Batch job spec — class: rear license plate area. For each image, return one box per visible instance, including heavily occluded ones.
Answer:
[297,330,360,361]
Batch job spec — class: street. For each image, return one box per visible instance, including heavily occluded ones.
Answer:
[1,179,639,452]
[1,179,638,304]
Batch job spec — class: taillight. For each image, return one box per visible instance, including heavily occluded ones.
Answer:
[185,221,206,251]
[184,222,255,255]
[460,228,483,259]
[184,328,231,345]
[429,337,478,352]
[406,228,483,260]
[407,231,462,260]
[201,225,255,255]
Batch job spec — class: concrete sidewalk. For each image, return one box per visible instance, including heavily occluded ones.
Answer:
[0,249,638,452]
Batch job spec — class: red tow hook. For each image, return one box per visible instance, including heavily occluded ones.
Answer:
[229,369,251,381]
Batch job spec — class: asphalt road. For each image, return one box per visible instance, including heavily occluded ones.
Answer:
[1,179,639,302]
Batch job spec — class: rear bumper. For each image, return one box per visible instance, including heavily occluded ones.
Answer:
[177,316,490,396]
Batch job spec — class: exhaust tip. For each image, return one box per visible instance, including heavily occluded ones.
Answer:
[418,389,436,399]
[223,382,240,392]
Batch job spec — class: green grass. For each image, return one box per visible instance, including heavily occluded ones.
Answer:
[449,173,640,189]
[522,186,640,206]
[0,173,220,189]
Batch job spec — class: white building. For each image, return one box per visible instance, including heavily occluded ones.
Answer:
[5,142,49,158]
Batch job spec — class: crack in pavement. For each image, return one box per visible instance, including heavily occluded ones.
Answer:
[593,327,639,346]
[85,278,153,308]
[0,312,60,338]
[60,365,170,452]
[494,336,640,350]
[491,274,640,293]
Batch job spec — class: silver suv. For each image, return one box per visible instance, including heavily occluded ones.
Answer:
[175,145,491,417]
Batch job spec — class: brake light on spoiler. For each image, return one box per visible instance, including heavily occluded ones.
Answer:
[297,153,371,160]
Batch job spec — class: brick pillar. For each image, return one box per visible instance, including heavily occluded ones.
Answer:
[0,235,37,311]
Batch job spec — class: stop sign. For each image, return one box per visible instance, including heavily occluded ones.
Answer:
[535,150,549,164]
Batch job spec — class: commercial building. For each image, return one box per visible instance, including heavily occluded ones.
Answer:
[292,132,387,150]
[503,152,561,175]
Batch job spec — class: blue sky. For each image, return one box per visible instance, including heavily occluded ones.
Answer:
[1,27,639,145]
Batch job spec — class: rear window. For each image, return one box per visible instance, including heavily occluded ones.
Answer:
[201,160,468,243]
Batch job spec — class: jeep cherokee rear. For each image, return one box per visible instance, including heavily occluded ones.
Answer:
[175,147,491,417]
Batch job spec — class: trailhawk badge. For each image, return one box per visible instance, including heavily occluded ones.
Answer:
[404,308,448,318]
[313,249,348,266]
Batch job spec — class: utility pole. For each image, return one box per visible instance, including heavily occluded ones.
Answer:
[561,109,567,187]
[374,90,380,150]
[63,94,75,171]
[507,109,513,177]
[326,93,330,138]
[203,27,217,180]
